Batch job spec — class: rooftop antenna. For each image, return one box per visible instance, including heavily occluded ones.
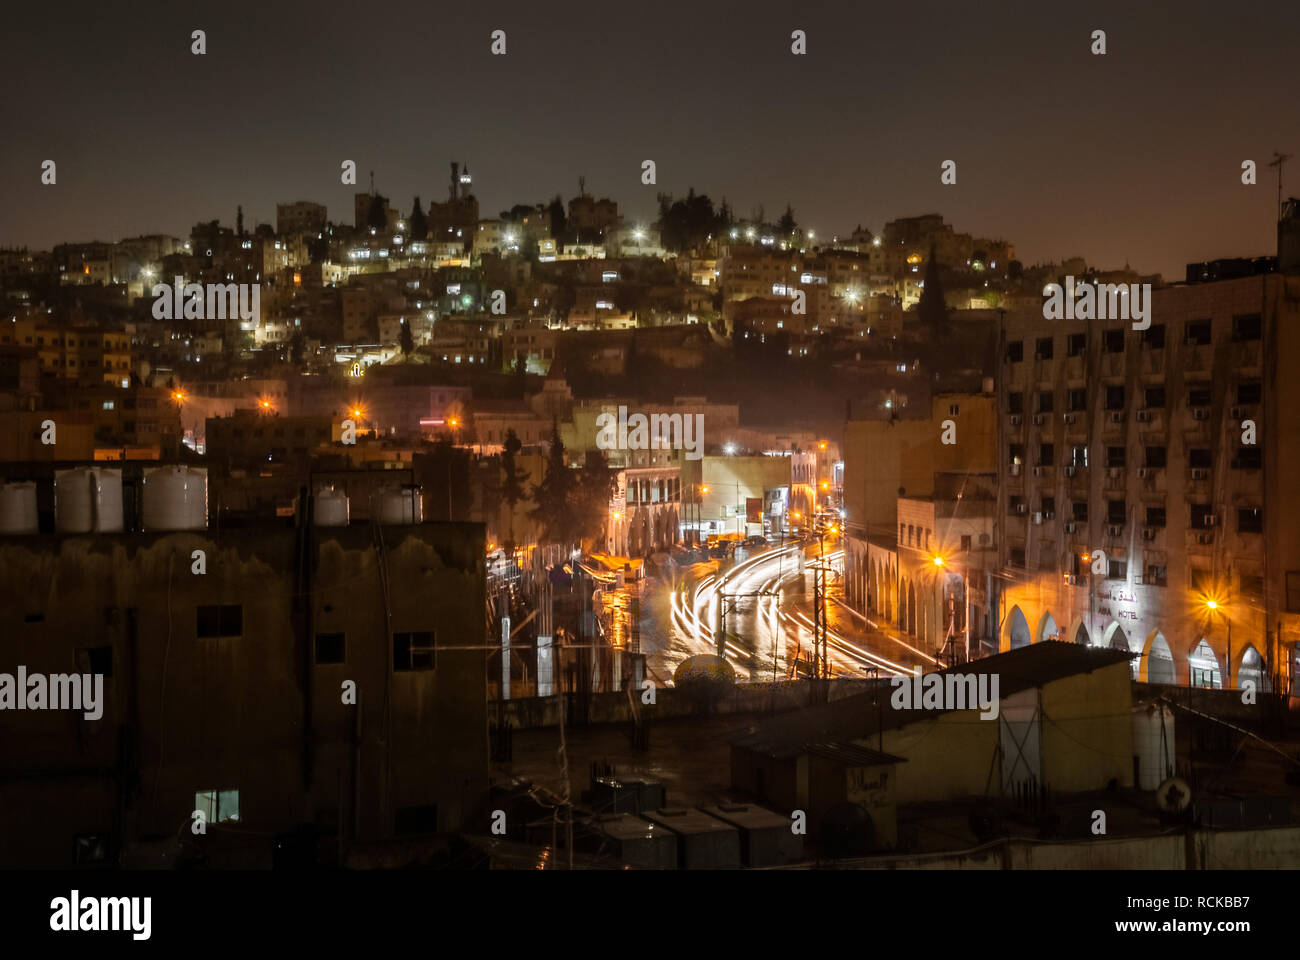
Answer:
[369,170,374,195]
[578,175,586,198]
[1269,152,1291,219]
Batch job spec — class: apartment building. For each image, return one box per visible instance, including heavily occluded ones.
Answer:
[995,264,1300,692]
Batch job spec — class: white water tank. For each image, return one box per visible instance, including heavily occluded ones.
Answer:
[370,485,422,524]
[142,466,208,530]
[0,482,38,534]
[314,486,350,527]
[1132,702,1176,791]
[54,467,124,533]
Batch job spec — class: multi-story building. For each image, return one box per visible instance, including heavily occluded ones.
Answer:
[994,255,1300,693]
[0,514,489,867]
[276,201,327,236]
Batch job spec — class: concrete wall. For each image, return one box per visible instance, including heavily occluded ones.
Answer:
[0,522,488,867]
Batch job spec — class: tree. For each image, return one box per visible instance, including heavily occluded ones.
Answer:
[777,203,798,238]
[547,194,567,241]
[399,319,413,355]
[573,450,617,548]
[493,428,530,552]
[409,196,427,239]
[529,424,578,547]
[917,243,948,344]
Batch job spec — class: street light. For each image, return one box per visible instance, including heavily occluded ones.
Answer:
[1206,599,1231,688]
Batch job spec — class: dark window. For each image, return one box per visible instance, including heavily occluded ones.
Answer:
[1142,324,1165,349]
[1146,565,1167,587]
[960,534,972,551]
[315,632,345,664]
[1041,496,1056,515]
[1103,329,1125,353]
[1038,391,1054,413]
[1237,382,1261,405]
[1106,446,1126,468]
[1072,501,1088,522]
[76,646,113,678]
[1038,443,1054,466]
[1232,313,1261,341]
[1006,340,1023,363]
[1070,445,1088,467]
[394,631,436,672]
[1009,548,1026,568]
[1187,386,1212,407]
[1146,506,1166,527]
[1035,337,1054,359]
[1144,446,1166,469]
[1185,319,1212,345]
[394,804,439,835]
[1067,333,1087,357]
[1107,500,1126,525]
[1189,448,1212,468]
[1105,385,1125,410]
[1144,386,1165,409]
[1287,572,1300,614]
[1108,558,1127,579]
[1234,447,1262,469]
[196,604,242,638]
[1067,388,1087,412]
[1008,392,1024,415]
[1190,504,1214,529]
[1237,508,1262,534]
[1008,496,1024,516]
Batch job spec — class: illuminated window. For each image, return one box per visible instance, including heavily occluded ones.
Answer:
[194,788,240,823]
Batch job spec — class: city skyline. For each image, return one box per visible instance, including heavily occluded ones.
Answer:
[2,0,1298,277]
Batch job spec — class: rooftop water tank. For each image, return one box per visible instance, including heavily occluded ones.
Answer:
[0,482,38,534]
[370,485,422,525]
[54,467,124,533]
[314,486,350,527]
[142,466,208,531]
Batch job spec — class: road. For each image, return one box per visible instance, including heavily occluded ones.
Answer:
[600,539,940,686]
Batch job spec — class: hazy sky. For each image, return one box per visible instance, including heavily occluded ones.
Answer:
[2,0,1297,278]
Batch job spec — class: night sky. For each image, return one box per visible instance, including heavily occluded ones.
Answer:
[2,0,1297,278]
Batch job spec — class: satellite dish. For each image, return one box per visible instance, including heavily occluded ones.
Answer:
[1155,777,1192,814]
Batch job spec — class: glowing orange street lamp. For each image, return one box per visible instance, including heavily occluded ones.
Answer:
[932,555,945,567]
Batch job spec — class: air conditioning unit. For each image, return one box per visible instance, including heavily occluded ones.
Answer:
[1033,511,1043,525]
[1108,411,1125,424]
[1195,532,1214,545]
[1108,466,1123,478]
[1064,522,1076,534]
[1204,514,1218,527]
[1136,410,1152,423]
[1142,528,1157,541]
[1137,468,1148,478]
[1033,466,1043,476]
[1043,510,1054,520]
[1033,414,1047,425]
[1230,406,1245,420]
[1192,407,1210,421]
[1063,413,1077,425]
[1009,463,1021,476]
[1063,574,1078,585]
[1010,414,1022,426]
[1016,503,1028,514]
[1107,524,1124,537]
[1190,468,1209,480]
